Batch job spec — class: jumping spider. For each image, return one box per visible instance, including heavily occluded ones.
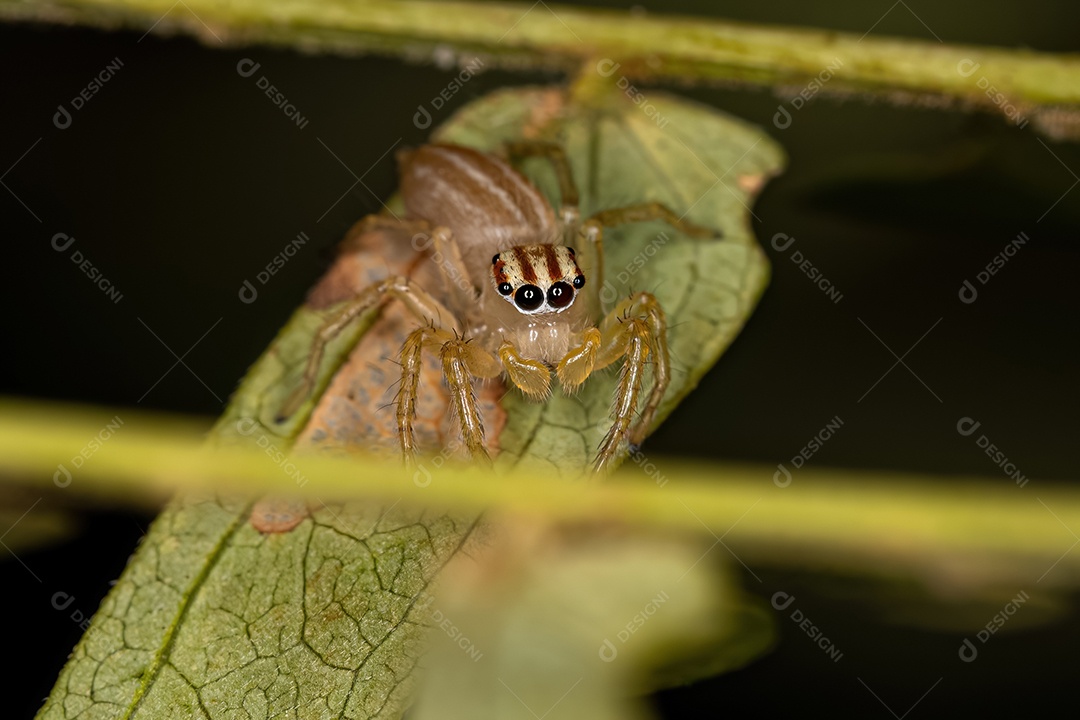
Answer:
[280,142,715,473]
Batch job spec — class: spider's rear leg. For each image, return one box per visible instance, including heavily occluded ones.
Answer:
[359,217,477,319]
[505,140,581,243]
[397,326,501,465]
[573,202,718,319]
[504,141,579,209]
[587,202,718,240]
[276,274,459,422]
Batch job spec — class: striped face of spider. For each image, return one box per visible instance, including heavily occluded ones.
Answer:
[280,142,718,474]
[491,245,586,316]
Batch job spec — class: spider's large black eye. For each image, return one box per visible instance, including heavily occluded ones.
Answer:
[492,254,500,265]
[497,282,513,296]
[514,284,544,311]
[547,281,574,309]
[571,275,585,289]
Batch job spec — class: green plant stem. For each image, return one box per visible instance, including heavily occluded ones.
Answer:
[3,0,1080,136]
[3,399,1075,592]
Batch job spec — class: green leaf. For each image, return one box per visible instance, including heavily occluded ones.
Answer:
[35,81,781,719]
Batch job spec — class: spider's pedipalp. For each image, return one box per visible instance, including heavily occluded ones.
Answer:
[498,341,551,399]
[555,327,601,392]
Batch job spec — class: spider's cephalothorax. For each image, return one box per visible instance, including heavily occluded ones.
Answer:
[280,142,716,473]
[492,245,585,315]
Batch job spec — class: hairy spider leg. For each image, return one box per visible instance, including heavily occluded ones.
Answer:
[558,199,712,390]
[277,218,506,465]
[504,140,580,209]
[397,325,501,464]
[587,201,718,240]
[276,271,460,422]
[561,292,670,474]
[356,217,477,320]
[556,200,719,471]
[504,140,582,248]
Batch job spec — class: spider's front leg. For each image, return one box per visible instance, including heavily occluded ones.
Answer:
[397,325,501,465]
[557,292,670,474]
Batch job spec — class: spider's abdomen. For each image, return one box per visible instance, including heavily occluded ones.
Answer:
[398,144,558,283]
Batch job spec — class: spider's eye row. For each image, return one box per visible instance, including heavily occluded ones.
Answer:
[547,281,574,309]
[491,254,500,265]
[514,284,544,311]
[571,275,585,289]
[497,282,513,296]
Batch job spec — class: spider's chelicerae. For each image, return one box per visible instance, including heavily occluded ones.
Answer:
[281,142,715,473]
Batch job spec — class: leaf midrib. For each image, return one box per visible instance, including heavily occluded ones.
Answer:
[120,499,255,720]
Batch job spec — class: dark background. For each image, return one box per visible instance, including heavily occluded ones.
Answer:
[2,1,1078,716]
